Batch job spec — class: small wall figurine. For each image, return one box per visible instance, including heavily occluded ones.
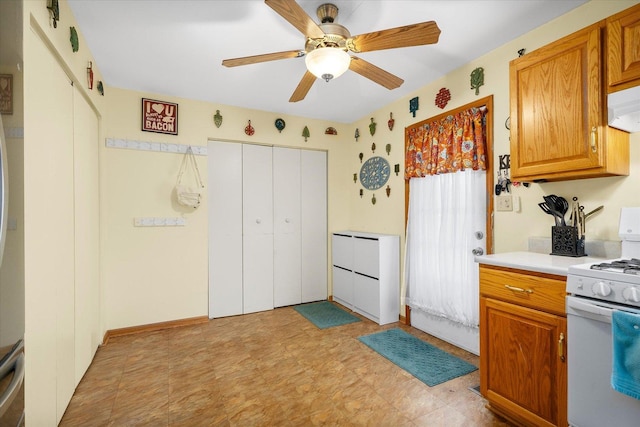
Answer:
[214,110,223,128]
[470,67,485,95]
[302,126,310,142]
[409,97,419,117]
[369,117,377,136]
[387,112,394,131]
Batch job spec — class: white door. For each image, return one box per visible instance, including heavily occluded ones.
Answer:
[273,147,301,307]
[208,141,243,317]
[72,85,100,385]
[242,144,273,314]
[301,150,327,302]
[25,33,75,424]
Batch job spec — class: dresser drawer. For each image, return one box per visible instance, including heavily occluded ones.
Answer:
[479,265,566,316]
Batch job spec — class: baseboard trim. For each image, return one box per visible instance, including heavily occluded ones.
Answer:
[102,316,209,345]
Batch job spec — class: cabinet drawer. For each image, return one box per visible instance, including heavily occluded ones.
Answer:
[332,234,353,269]
[479,266,566,316]
[353,273,380,320]
[353,237,380,278]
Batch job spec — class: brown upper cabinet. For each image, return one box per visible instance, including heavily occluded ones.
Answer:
[510,20,630,182]
[607,3,640,92]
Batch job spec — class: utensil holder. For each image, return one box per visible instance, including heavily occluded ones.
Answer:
[551,226,586,257]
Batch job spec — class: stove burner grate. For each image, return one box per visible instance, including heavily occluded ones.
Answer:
[590,258,640,274]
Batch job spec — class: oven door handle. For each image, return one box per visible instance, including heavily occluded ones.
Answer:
[566,296,614,321]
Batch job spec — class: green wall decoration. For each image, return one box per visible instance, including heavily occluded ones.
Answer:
[470,67,485,95]
[97,81,104,96]
[70,27,79,52]
[302,125,310,142]
[214,110,223,128]
[369,117,377,136]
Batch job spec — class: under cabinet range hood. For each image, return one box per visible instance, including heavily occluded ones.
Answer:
[608,85,640,133]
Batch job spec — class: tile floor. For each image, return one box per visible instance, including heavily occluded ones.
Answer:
[60,303,511,426]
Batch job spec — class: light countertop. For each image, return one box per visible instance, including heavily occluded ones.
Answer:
[475,251,606,276]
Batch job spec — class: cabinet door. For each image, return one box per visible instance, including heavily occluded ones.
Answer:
[510,24,603,180]
[353,273,380,321]
[353,237,380,278]
[208,141,243,317]
[273,147,301,307]
[243,144,273,313]
[480,297,567,427]
[607,3,640,90]
[301,150,327,303]
[332,266,353,308]
[332,234,353,270]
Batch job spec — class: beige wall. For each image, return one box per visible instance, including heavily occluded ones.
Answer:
[348,0,640,305]
[16,0,640,422]
[103,88,352,329]
[103,0,640,327]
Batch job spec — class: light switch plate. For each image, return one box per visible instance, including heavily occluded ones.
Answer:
[496,195,513,211]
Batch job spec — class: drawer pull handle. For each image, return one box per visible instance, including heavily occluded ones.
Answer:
[504,285,533,294]
[558,333,565,362]
[590,126,597,153]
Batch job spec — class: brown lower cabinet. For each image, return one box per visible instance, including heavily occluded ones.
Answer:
[479,264,567,427]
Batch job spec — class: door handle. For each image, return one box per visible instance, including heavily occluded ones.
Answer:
[558,333,565,362]
[472,247,484,256]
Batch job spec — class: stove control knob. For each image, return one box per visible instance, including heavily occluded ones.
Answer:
[623,287,640,303]
[592,281,612,297]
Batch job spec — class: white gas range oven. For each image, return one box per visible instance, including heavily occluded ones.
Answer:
[566,207,640,427]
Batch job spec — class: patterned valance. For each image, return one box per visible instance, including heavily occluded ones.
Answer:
[405,107,488,178]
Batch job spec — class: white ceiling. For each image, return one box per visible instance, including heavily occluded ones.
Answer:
[67,0,588,123]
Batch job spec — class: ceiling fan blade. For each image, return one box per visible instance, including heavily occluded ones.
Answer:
[347,21,441,53]
[222,50,304,67]
[265,0,325,39]
[289,71,316,102]
[349,56,403,90]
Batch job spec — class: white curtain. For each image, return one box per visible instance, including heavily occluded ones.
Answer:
[406,169,486,327]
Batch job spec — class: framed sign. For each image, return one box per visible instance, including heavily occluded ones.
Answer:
[142,98,178,135]
[0,74,13,115]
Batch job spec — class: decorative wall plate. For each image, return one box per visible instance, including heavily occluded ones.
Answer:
[359,156,391,191]
[275,118,285,133]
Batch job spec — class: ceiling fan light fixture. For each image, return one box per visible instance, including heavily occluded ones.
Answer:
[305,48,350,82]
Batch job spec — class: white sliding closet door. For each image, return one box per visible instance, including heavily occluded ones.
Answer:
[301,150,327,302]
[273,147,301,307]
[242,144,274,313]
[208,141,243,318]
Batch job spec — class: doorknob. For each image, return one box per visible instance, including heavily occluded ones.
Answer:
[472,247,484,256]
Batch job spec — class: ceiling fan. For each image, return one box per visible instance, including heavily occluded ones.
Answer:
[222,0,441,102]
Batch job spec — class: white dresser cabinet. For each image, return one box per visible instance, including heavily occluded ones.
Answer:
[209,142,327,318]
[331,232,399,325]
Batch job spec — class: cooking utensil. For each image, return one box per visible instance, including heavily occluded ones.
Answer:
[539,202,562,226]
[544,195,568,226]
[584,205,604,220]
[543,195,566,226]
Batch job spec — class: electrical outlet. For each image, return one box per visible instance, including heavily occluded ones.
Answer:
[496,195,513,212]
